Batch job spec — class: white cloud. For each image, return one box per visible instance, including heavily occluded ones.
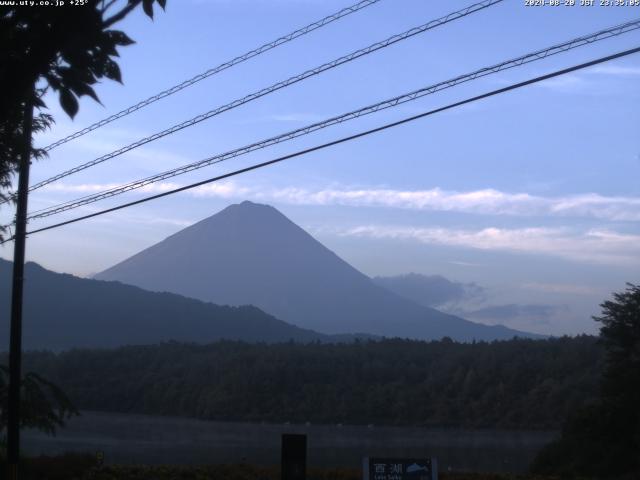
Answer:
[39,183,640,222]
[587,65,640,77]
[333,224,640,266]
[44,183,128,193]
[449,260,484,267]
[531,62,640,93]
[269,187,640,221]
[536,74,586,91]
[189,182,252,198]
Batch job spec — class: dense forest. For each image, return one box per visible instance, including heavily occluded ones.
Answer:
[12,336,601,430]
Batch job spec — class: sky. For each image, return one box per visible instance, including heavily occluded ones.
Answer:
[1,0,639,336]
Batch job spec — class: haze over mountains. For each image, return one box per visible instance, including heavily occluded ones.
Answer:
[373,273,486,309]
[96,201,537,341]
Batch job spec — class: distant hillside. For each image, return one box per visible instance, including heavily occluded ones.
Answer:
[96,201,537,341]
[15,336,601,429]
[0,259,332,350]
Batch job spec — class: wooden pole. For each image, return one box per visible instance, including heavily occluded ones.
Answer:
[7,89,34,480]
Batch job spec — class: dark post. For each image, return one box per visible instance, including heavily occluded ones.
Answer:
[281,433,306,480]
[7,90,34,480]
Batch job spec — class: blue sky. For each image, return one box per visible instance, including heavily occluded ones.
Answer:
[2,0,639,335]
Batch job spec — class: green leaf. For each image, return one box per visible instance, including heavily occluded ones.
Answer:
[98,37,119,57]
[56,67,102,104]
[33,96,46,109]
[59,89,79,119]
[105,30,135,46]
[44,73,61,91]
[142,0,154,18]
[104,59,122,83]
[75,83,102,104]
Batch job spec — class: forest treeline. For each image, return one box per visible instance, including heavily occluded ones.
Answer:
[12,336,601,430]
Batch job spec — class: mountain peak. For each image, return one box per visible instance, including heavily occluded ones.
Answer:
[236,200,268,209]
[96,202,538,341]
[239,200,261,207]
[185,200,298,239]
[207,200,286,222]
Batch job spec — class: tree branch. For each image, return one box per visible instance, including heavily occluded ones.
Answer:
[103,0,141,28]
[100,0,119,15]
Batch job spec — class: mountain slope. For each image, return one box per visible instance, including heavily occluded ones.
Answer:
[0,259,331,351]
[96,201,537,341]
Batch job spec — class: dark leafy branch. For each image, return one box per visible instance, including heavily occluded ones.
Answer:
[0,365,79,437]
[0,0,167,239]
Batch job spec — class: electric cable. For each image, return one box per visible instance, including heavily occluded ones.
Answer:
[4,45,636,243]
[42,0,386,152]
[25,19,640,221]
[26,0,504,194]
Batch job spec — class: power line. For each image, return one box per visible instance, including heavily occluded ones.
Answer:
[25,18,640,221]
[42,0,385,152]
[27,0,504,194]
[8,45,639,243]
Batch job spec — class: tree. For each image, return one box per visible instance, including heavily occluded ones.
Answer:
[597,283,640,407]
[0,365,79,460]
[1,2,168,473]
[531,284,640,478]
[0,0,167,228]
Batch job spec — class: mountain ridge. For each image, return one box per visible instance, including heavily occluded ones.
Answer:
[0,259,347,351]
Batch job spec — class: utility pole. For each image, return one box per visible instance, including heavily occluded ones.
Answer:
[7,89,34,480]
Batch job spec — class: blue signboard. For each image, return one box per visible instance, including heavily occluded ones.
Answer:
[363,457,437,480]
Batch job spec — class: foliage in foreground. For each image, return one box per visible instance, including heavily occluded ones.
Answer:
[0,0,166,238]
[14,335,602,430]
[80,465,561,480]
[0,365,78,437]
[0,365,78,467]
[0,454,568,480]
[531,284,640,478]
